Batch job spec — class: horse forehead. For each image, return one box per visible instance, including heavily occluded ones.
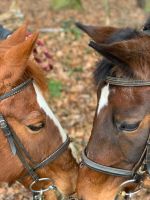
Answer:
[111,87,135,104]
[97,84,110,115]
[97,85,135,108]
[0,84,38,115]
[97,85,148,116]
[107,87,150,120]
[111,87,147,103]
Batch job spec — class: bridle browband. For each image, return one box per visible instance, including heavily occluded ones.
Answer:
[0,79,33,100]
[82,76,150,181]
[106,76,150,87]
[0,79,70,182]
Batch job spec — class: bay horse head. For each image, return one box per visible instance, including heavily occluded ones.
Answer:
[76,22,150,200]
[0,23,78,199]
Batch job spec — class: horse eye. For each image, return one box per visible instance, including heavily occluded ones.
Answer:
[27,122,45,132]
[116,121,140,132]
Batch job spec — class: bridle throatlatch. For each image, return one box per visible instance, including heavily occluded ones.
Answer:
[0,79,70,199]
[81,76,150,200]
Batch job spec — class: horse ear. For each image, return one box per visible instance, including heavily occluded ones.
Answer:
[0,22,28,46]
[76,22,119,43]
[2,32,38,83]
[89,40,135,68]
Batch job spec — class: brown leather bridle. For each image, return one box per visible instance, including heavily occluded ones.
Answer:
[0,79,70,198]
[81,76,150,199]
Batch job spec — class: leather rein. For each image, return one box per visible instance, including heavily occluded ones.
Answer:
[81,76,150,199]
[0,79,70,183]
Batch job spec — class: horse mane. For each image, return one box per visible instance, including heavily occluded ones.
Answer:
[94,28,141,85]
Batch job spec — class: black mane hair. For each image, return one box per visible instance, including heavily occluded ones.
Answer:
[94,28,140,85]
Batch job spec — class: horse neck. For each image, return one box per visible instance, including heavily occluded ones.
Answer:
[78,167,125,200]
[96,174,125,200]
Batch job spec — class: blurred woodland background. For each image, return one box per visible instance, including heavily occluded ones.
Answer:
[0,0,149,199]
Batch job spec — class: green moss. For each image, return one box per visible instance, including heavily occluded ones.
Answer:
[50,0,82,10]
[48,79,63,97]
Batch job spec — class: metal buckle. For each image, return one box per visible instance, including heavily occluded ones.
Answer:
[138,165,146,176]
[0,119,7,129]
[115,179,142,199]
[30,177,57,199]
[79,161,84,168]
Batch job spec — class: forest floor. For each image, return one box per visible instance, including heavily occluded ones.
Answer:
[0,0,149,199]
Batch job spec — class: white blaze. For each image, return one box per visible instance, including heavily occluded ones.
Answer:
[97,84,110,115]
[33,83,67,142]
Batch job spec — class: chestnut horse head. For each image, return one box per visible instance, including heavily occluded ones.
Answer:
[0,23,78,200]
[76,22,150,200]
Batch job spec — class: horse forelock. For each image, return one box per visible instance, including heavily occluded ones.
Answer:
[25,60,47,92]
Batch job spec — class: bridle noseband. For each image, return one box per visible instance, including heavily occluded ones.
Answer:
[0,79,70,197]
[81,76,150,199]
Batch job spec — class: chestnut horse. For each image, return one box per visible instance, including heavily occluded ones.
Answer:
[0,24,78,199]
[76,22,150,200]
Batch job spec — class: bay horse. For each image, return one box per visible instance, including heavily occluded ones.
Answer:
[0,23,78,200]
[76,21,150,200]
